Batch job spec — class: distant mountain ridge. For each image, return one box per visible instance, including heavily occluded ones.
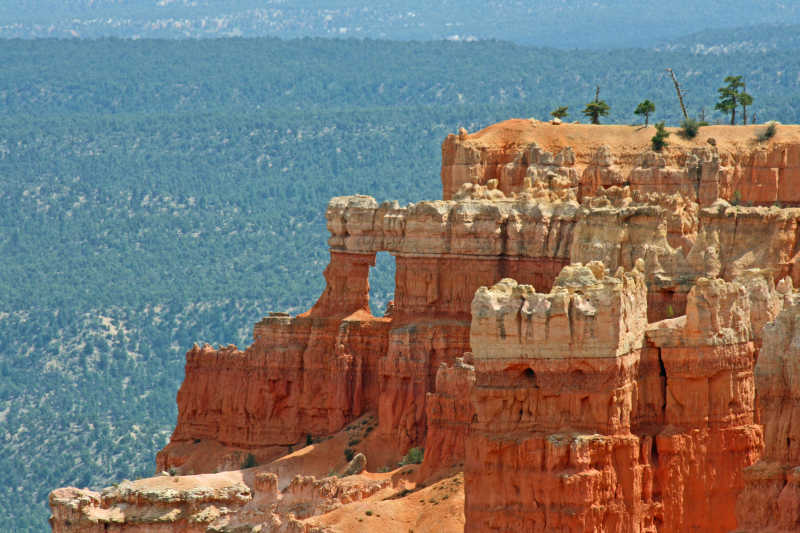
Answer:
[4,1,800,48]
[657,23,800,54]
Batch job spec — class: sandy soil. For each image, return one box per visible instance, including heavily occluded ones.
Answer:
[466,118,798,168]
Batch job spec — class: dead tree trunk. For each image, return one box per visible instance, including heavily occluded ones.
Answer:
[666,68,689,120]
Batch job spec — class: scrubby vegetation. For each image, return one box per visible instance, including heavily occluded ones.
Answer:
[242,453,258,469]
[757,121,779,142]
[651,122,671,151]
[679,118,702,139]
[399,447,425,466]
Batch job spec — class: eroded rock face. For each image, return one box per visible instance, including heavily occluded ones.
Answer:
[50,465,394,533]
[737,292,800,533]
[159,312,392,472]
[464,272,763,533]
[51,120,800,532]
[442,118,800,207]
[50,476,252,533]
[420,357,475,480]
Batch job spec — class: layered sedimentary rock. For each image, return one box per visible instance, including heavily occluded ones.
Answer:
[419,357,476,480]
[159,308,392,471]
[644,277,767,532]
[442,119,800,206]
[50,475,252,533]
[464,270,764,532]
[52,120,800,532]
[465,265,652,531]
[736,285,800,533]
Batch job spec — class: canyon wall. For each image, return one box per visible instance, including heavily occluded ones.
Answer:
[737,283,800,533]
[51,120,800,532]
[462,265,767,532]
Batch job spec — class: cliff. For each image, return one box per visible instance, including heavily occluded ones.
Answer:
[51,119,800,532]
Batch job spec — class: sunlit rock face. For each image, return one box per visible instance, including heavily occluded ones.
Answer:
[50,120,800,533]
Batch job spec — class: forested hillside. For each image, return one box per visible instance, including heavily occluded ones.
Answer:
[3,36,800,529]
[3,0,800,49]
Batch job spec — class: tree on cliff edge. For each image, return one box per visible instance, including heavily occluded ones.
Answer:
[716,75,752,125]
[550,106,569,120]
[634,99,656,127]
[583,86,610,124]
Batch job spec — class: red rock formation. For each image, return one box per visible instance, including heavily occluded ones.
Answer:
[464,269,764,532]
[736,284,800,533]
[159,277,392,471]
[465,265,655,531]
[441,119,800,206]
[419,357,475,480]
[51,120,800,533]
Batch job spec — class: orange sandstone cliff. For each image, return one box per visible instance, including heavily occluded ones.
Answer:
[50,119,800,532]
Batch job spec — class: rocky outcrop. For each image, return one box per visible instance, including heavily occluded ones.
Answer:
[51,119,800,532]
[419,357,475,480]
[159,310,392,472]
[644,277,764,533]
[464,269,764,532]
[465,266,652,531]
[737,288,800,533]
[442,118,800,206]
[50,465,394,533]
[50,475,252,533]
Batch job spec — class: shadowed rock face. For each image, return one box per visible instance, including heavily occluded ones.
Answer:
[50,120,800,532]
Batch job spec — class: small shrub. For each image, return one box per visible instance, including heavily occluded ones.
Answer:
[678,118,701,139]
[306,434,313,446]
[242,453,258,469]
[348,438,361,446]
[399,447,424,466]
[757,121,778,142]
[666,304,674,318]
[732,190,742,205]
[651,122,670,152]
[365,510,373,516]
[550,105,569,120]
[344,447,355,462]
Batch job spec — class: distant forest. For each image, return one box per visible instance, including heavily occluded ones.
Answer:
[4,1,800,48]
[3,36,800,529]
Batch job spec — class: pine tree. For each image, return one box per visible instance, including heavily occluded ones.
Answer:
[715,75,750,125]
[651,122,670,151]
[583,86,610,125]
[634,99,656,127]
[550,106,569,119]
[740,92,754,125]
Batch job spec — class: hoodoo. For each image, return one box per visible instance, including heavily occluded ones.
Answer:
[51,119,800,532]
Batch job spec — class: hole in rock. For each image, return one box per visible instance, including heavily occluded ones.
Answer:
[369,251,396,316]
[522,368,538,387]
